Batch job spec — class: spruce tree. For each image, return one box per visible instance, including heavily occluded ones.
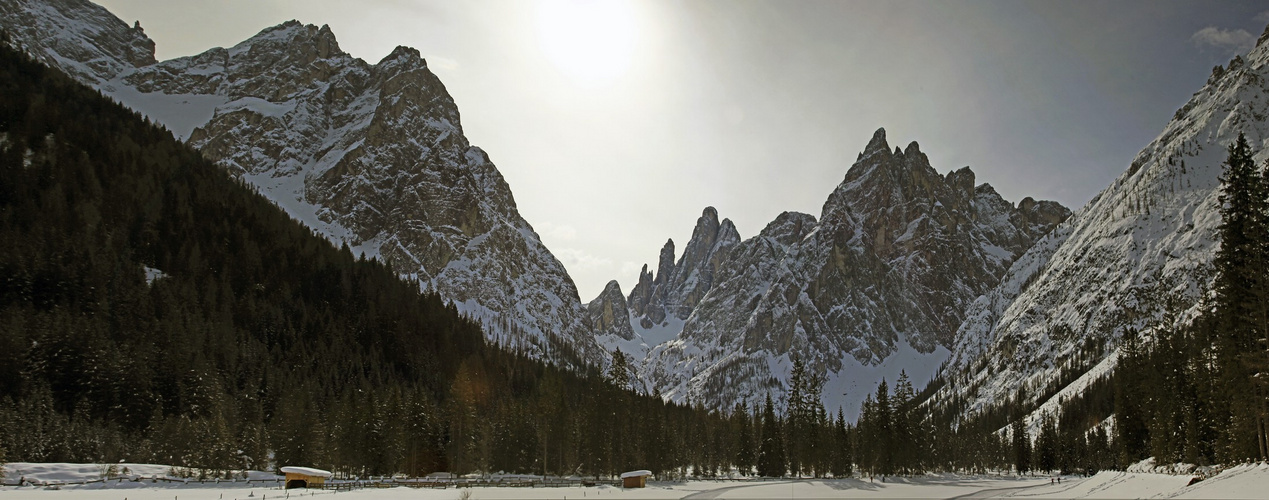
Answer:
[1114,327,1149,464]
[861,379,895,476]
[893,371,916,474]
[1011,415,1031,475]
[607,349,632,390]
[734,402,755,476]
[1213,132,1269,461]
[832,408,852,477]
[784,357,825,476]
[757,394,785,477]
[1035,414,1057,473]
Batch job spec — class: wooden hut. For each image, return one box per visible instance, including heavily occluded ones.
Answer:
[281,466,332,489]
[620,470,651,488]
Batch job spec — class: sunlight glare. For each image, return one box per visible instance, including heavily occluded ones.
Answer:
[536,0,639,86]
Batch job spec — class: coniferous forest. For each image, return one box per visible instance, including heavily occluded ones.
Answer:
[1,32,1267,481]
[0,39,735,479]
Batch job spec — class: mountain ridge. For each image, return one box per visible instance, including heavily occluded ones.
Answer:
[0,0,606,364]
[930,26,1269,426]
[627,128,1069,414]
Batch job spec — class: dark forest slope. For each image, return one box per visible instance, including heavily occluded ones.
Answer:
[0,38,729,478]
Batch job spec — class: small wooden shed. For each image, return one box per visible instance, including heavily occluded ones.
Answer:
[281,466,332,489]
[620,469,651,488]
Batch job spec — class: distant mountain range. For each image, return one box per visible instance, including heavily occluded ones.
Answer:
[607,130,1068,413]
[10,0,1266,423]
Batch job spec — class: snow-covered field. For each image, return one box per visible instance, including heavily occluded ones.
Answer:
[3,463,1266,499]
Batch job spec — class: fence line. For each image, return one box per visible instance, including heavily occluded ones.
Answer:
[3,475,798,489]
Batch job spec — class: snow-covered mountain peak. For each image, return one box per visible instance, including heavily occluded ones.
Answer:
[380,45,425,65]
[627,206,742,331]
[759,211,818,245]
[2,0,606,365]
[861,126,891,159]
[637,128,1068,413]
[229,20,343,58]
[0,0,154,85]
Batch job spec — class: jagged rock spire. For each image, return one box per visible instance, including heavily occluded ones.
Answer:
[627,207,741,328]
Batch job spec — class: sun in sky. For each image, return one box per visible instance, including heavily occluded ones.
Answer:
[536,0,640,86]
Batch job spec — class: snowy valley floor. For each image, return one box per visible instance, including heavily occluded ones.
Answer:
[3,464,1267,499]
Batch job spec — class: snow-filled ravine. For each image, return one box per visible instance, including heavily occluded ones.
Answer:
[3,462,1267,499]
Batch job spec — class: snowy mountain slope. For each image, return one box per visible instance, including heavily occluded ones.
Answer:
[932,26,1269,419]
[1,0,604,362]
[635,129,1068,413]
[0,0,155,85]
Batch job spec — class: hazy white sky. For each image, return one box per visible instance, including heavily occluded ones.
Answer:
[97,0,1269,302]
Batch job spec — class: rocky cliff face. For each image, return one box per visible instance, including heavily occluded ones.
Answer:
[587,280,634,343]
[930,27,1269,423]
[627,207,741,329]
[3,0,605,363]
[0,0,155,84]
[639,129,1069,411]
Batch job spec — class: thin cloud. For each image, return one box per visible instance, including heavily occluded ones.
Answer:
[537,221,577,241]
[1254,11,1269,25]
[1191,26,1256,54]
[554,247,613,272]
[425,55,460,71]
[619,261,642,279]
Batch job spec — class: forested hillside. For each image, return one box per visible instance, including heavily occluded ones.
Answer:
[0,38,735,479]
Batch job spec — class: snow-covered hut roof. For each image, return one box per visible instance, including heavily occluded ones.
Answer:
[620,470,652,479]
[280,467,332,477]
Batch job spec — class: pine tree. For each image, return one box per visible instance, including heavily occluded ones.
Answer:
[1088,426,1110,474]
[1114,327,1149,465]
[870,379,894,476]
[734,402,754,476]
[784,357,825,477]
[786,359,805,476]
[1011,414,1031,475]
[607,349,632,390]
[893,371,916,474]
[1213,132,1269,461]
[757,394,785,477]
[832,408,852,477]
[1035,414,1057,473]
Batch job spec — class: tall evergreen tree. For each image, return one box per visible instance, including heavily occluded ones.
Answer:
[855,379,896,476]
[831,408,852,477]
[1115,327,1149,465]
[784,357,825,477]
[756,394,785,477]
[1011,414,1031,475]
[1208,132,1269,461]
[1213,132,1269,461]
[1035,414,1057,473]
[893,371,916,474]
[734,402,754,476]
[607,349,633,391]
